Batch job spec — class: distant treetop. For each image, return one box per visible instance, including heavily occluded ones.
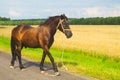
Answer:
[0,16,10,21]
[0,16,120,25]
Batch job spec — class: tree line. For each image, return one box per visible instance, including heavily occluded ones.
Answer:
[0,18,45,25]
[0,16,10,21]
[69,17,120,25]
[0,16,120,25]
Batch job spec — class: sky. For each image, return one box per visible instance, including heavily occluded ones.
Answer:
[0,0,120,19]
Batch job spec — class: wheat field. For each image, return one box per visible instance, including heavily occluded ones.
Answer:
[0,25,120,57]
[54,25,120,57]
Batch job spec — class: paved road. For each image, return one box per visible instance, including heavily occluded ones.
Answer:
[0,52,95,80]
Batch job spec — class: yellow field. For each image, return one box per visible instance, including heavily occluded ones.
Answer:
[0,25,120,57]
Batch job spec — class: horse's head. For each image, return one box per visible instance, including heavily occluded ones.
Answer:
[57,14,73,38]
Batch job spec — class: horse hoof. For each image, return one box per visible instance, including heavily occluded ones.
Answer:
[55,72,60,76]
[40,70,45,74]
[20,67,26,71]
[21,68,26,71]
[10,65,14,69]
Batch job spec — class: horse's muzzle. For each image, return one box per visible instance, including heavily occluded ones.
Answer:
[65,30,73,38]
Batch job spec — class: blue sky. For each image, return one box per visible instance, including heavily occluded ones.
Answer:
[0,0,120,19]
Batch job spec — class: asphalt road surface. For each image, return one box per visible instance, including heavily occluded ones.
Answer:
[0,52,95,80]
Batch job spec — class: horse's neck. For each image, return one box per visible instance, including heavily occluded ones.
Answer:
[49,23,58,37]
[40,18,59,37]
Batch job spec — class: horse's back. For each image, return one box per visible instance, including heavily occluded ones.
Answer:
[11,24,32,41]
[12,24,31,34]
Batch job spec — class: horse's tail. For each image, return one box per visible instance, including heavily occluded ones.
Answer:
[11,36,17,61]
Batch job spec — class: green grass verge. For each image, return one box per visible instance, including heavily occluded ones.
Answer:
[0,35,120,80]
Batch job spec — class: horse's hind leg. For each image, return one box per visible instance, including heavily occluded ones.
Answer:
[10,38,17,69]
[10,52,17,69]
[16,44,24,70]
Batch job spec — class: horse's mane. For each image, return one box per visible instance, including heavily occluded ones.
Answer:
[40,16,60,26]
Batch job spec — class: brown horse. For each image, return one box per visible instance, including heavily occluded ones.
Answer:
[10,14,72,76]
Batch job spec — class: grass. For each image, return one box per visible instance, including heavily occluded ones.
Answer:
[0,25,120,80]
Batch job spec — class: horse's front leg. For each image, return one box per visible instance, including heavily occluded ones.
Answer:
[44,45,60,76]
[40,51,46,73]
[47,52,60,76]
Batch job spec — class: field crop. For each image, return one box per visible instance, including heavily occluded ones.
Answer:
[55,25,120,57]
[0,25,120,80]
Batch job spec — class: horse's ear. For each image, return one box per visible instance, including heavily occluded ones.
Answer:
[60,14,68,20]
[60,14,65,19]
[62,14,65,16]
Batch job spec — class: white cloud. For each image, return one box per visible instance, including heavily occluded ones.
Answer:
[84,7,120,17]
[106,8,120,17]
[43,9,52,12]
[9,9,21,17]
[85,7,100,17]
